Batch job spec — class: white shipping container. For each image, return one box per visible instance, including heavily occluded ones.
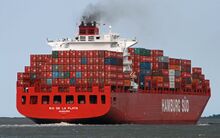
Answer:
[169,69,175,76]
[158,56,169,62]
[169,81,175,88]
[169,76,175,82]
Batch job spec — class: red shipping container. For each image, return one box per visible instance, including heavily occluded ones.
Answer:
[30,67,37,73]
[169,65,181,71]
[134,55,140,61]
[81,65,87,71]
[87,51,93,58]
[133,68,140,73]
[82,72,88,78]
[98,72,105,78]
[181,59,191,66]
[117,80,124,86]
[98,65,104,71]
[81,51,87,57]
[133,61,140,68]
[52,79,58,86]
[46,65,52,72]
[94,72,99,78]
[161,69,169,76]
[199,74,205,80]
[123,73,130,79]
[128,48,134,54]
[81,79,88,85]
[163,82,170,88]
[75,58,81,64]
[104,51,111,58]
[69,51,76,58]
[70,72,76,78]
[93,58,99,64]
[58,58,65,64]
[41,65,47,72]
[87,58,93,64]
[69,65,76,71]
[58,51,69,58]
[152,57,159,63]
[75,65,82,71]
[105,65,117,72]
[17,73,26,80]
[46,58,52,64]
[141,56,153,62]
[46,72,52,78]
[88,65,94,71]
[175,77,182,82]
[75,51,82,57]
[25,66,31,73]
[36,62,45,67]
[30,55,37,62]
[98,58,104,64]
[69,58,76,64]
[151,50,163,56]
[181,72,191,78]
[41,72,47,78]
[93,65,99,71]
[117,73,124,79]
[64,79,70,85]
[87,72,94,78]
[152,63,159,70]
[63,65,70,71]
[93,51,99,57]
[30,62,37,67]
[52,58,59,64]
[17,80,30,87]
[116,67,123,72]
[192,67,202,74]
[76,79,82,85]
[169,58,180,65]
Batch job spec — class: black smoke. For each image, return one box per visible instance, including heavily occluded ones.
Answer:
[81,0,146,24]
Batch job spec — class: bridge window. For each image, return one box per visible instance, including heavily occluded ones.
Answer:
[42,96,49,104]
[54,95,61,104]
[30,96,38,104]
[22,96,26,104]
[66,95,74,104]
[89,95,97,104]
[80,36,86,41]
[101,95,106,104]
[88,36,94,41]
[78,95,86,104]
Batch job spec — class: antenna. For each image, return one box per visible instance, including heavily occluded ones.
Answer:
[109,25,112,34]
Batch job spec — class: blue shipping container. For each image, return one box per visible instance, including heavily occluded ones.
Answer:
[46,79,52,85]
[59,72,65,78]
[52,65,59,71]
[52,72,59,78]
[81,57,87,64]
[140,70,151,76]
[104,58,121,65]
[70,78,75,85]
[140,62,151,70]
[76,72,82,78]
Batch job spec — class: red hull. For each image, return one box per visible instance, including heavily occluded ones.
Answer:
[17,86,210,124]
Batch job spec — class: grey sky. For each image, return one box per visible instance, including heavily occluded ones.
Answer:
[0,0,219,117]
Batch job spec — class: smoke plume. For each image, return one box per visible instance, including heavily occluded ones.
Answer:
[81,0,146,24]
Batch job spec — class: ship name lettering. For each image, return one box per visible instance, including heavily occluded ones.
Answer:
[162,99,189,113]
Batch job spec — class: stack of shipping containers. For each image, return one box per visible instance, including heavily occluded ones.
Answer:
[17,48,210,93]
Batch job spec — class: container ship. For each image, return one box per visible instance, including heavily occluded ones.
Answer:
[16,21,211,124]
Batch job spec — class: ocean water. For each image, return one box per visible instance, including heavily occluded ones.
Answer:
[0,118,220,138]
